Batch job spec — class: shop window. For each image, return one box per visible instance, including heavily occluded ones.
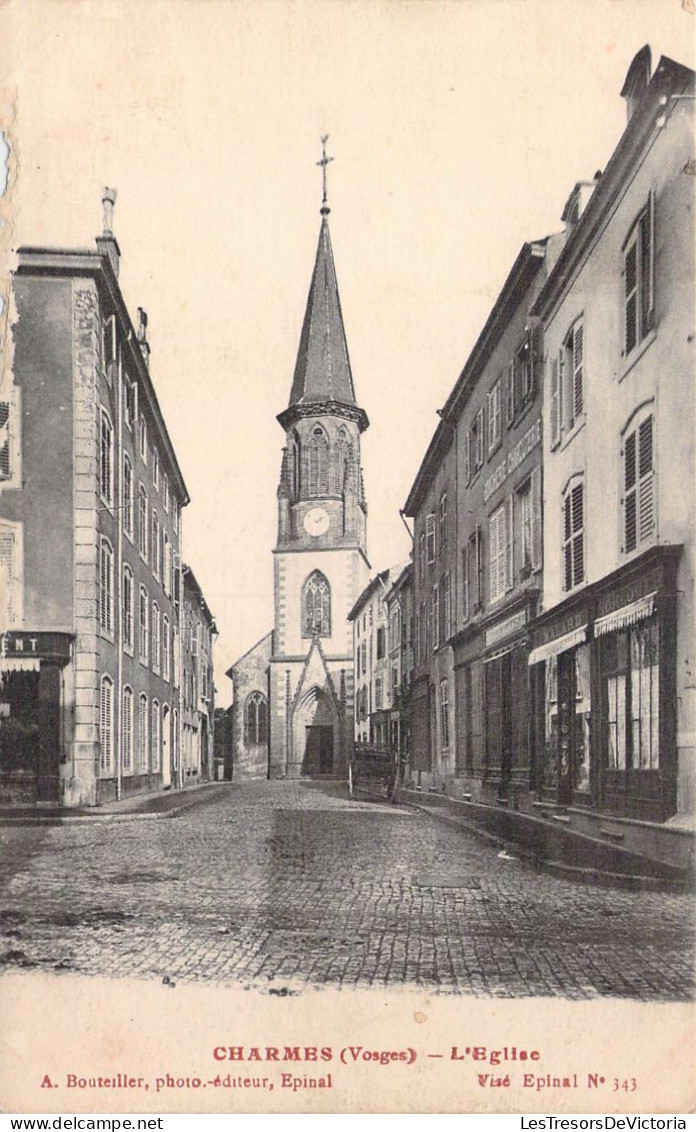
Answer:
[99,675,114,774]
[303,570,331,637]
[622,411,655,555]
[100,410,113,508]
[623,193,654,357]
[245,691,268,745]
[562,477,585,591]
[122,686,133,772]
[487,380,501,453]
[99,538,114,637]
[602,623,659,771]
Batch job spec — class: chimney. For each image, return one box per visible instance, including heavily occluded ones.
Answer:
[136,307,150,368]
[561,174,601,237]
[620,45,652,123]
[96,186,121,277]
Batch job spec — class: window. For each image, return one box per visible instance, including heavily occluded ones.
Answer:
[151,700,160,773]
[139,416,148,464]
[245,691,268,745]
[138,485,148,562]
[139,585,149,663]
[624,193,654,356]
[303,570,331,637]
[562,319,584,433]
[332,427,353,493]
[517,468,542,576]
[361,640,367,676]
[419,601,427,662]
[440,678,450,749]
[439,492,448,551]
[152,447,159,490]
[0,392,21,485]
[375,677,383,710]
[0,520,22,627]
[505,360,515,426]
[514,331,535,411]
[122,686,133,772]
[376,626,386,660]
[469,408,484,477]
[163,614,171,681]
[163,473,170,513]
[124,377,138,431]
[306,426,329,497]
[487,380,501,453]
[489,499,513,604]
[163,534,172,597]
[123,565,134,653]
[123,455,134,539]
[623,412,654,555]
[99,675,114,774]
[138,693,149,772]
[100,410,113,507]
[426,513,436,563]
[419,532,426,581]
[172,626,180,688]
[432,584,439,651]
[172,498,179,535]
[562,477,585,591]
[152,511,161,580]
[99,538,114,636]
[463,526,483,617]
[152,602,161,673]
[101,313,117,379]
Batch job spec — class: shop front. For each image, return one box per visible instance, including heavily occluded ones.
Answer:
[0,632,73,804]
[529,547,680,823]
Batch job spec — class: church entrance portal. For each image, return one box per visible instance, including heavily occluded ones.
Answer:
[303,724,334,776]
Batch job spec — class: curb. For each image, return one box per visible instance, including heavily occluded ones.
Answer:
[0,783,234,827]
[405,798,692,894]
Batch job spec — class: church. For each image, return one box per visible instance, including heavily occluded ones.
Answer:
[227,160,371,780]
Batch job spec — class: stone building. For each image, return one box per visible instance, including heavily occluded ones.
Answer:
[348,569,391,746]
[181,565,217,786]
[382,560,414,759]
[227,187,370,779]
[0,192,189,805]
[226,632,272,780]
[527,47,695,867]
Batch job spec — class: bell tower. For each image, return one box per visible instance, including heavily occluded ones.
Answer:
[268,139,370,779]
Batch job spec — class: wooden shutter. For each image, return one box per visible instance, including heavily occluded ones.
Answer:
[641,191,655,333]
[432,584,439,650]
[100,678,113,772]
[426,513,435,561]
[571,482,584,586]
[475,526,483,610]
[531,466,542,570]
[624,429,638,553]
[624,240,638,355]
[462,544,470,621]
[505,495,514,591]
[638,417,655,543]
[572,322,584,421]
[550,356,560,447]
[0,401,10,479]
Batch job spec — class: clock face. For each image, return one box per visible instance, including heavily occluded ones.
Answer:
[304,507,330,537]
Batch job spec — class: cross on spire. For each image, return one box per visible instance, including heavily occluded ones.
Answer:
[317,134,334,216]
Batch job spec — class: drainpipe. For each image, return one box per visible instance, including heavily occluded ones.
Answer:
[115,340,124,801]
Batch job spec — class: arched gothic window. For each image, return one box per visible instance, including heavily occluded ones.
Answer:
[245,691,268,746]
[332,427,354,494]
[306,426,329,497]
[303,570,331,638]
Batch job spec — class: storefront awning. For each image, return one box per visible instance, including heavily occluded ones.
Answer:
[484,643,518,664]
[594,592,657,639]
[0,657,41,674]
[528,625,587,667]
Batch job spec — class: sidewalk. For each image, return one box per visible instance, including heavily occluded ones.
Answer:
[0,780,235,825]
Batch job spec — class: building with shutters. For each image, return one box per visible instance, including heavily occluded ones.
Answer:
[0,192,191,806]
[181,565,217,786]
[404,235,562,798]
[527,46,695,860]
[348,563,408,747]
[382,560,414,761]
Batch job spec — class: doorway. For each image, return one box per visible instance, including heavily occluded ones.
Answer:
[162,705,171,788]
[303,724,334,776]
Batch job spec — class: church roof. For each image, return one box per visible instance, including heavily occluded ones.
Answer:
[287,217,357,410]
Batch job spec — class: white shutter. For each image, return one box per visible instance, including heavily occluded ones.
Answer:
[572,322,584,421]
[531,466,542,570]
[505,495,514,591]
[550,357,560,448]
[638,417,655,545]
[100,678,113,773]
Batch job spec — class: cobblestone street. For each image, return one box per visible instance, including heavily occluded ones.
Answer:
[0,781,693,998]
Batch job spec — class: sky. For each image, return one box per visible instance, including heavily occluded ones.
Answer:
[1,0,694,706]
